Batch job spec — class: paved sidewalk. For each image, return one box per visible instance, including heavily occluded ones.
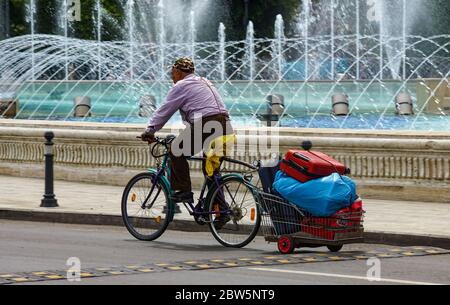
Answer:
[0,175,449,240]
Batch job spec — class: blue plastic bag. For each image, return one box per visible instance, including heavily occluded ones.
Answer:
[273,171,358,217]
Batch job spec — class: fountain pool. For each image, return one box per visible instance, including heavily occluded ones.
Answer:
[0,0,449,132]
[11,79,449,131]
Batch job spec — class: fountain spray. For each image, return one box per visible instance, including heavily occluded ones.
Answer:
[97,0,102,80]
[158,0,166,80]
[219,23,226,81]
[127,0,134,80]
[246,21,255,81]
[330,0,335,80]
[29,0,36,81]
[189,10,196,60]
[274,15,285,81]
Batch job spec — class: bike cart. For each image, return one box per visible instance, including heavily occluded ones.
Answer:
[257,191,365,254]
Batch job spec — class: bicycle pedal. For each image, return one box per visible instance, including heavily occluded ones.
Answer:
[194,216,207,226]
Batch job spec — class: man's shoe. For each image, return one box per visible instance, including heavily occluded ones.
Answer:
[213,215,231,230]
[170,191,194,203]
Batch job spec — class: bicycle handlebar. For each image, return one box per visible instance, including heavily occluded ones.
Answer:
[138,135,175,158]
[138,135,258,170]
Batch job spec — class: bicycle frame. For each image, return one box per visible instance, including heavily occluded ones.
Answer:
[144,154,259,225]
[140,135,260,224]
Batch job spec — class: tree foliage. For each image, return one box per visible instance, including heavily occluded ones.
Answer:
[225,0,300,40]
[5,0,450,42]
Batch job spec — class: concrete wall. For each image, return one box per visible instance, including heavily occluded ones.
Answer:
[1,119,450,203]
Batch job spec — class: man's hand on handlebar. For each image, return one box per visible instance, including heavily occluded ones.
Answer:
[140,130,157,144]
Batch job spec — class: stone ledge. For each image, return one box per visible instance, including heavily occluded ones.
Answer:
[1,123,449,203]
[2,119,450,139]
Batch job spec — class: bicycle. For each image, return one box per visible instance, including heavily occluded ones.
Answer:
[121,134,262,248]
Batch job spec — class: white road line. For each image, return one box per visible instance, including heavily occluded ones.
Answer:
[248,267,444,286]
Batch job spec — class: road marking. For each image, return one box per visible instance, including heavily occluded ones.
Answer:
[12,278,29,282]
[248,267,444,286]
[137,269,155,273]
[109,271,125,275]
[45,275,64,280]
[196,264,212,269]
[1,246,448,285]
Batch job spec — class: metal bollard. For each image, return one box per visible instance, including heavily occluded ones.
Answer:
[41,132,58,208]
[395,93,414,115]
[74,96,92,117]
[267,94,285,117]
[332,93,350,116]
[257,94,285,127]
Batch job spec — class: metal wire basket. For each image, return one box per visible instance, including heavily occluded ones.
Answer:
[256,191,365,243]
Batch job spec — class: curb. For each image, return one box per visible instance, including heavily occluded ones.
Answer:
[1,209,449,250]
[363,232,450,250]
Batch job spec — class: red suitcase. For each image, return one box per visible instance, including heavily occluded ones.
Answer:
[280,150,349,183]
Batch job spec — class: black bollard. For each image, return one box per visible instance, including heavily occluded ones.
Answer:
[41,131,58,208]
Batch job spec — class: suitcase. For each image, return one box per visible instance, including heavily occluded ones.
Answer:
[280,150,349,183]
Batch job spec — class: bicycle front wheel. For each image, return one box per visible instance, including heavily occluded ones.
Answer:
[121,172,171,241]
[206,176,261,248]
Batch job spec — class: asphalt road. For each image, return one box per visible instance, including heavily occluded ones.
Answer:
[0,220,449,285]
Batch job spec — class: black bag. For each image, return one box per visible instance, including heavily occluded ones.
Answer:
[258,158,281,194]
[258,159,303,235]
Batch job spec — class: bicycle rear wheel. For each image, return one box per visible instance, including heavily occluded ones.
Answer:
[206,176,261,248]
[121,172,171,241]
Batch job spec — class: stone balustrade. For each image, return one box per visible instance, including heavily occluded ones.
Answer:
[0,120,449,203]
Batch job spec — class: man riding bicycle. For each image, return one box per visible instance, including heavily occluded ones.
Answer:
[141,57,234,228]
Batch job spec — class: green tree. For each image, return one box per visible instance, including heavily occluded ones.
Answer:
[35,0,59,35]
[411,0,450,36]
[71,0,125,41]
[225,0,300,40]
[9,0,26,36]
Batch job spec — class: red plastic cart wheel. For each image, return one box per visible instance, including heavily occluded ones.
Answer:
[278,236,296,254]
[327,245,343,253]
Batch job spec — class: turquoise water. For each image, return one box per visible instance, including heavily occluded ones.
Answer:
[13,80,450,131]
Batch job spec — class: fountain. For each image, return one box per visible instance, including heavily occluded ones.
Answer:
[26,0,36,81]
[60,0,69,80]
[300,0,312,80]
[218,23,226,81]
[273,15,285,81]
[245,21,255,81]
[189,11,196,61]
[96,0,102,80]
[0,0,449,131]
[157,0,166,80]
[127,0,135,80]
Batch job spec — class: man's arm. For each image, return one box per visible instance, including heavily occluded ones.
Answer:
[145,85,186,134]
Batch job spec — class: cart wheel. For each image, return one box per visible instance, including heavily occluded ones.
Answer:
[278,236,296,255]
[327,245,343,253]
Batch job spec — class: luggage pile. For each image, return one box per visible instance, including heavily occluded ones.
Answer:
[257,141,365,254]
